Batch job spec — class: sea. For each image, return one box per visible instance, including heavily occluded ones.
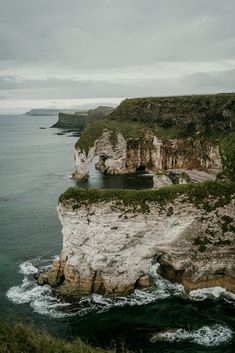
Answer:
[0,114,235,353]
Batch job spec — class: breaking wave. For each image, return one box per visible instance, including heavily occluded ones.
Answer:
[6,260,185,318]
[6,259,73,318]
[150,324,233,346]
[6,259,235,321]
[189,286,235,304]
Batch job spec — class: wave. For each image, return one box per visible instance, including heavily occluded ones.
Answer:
[189,286,235,304]
[6,259,74,319]
[150,324,233,347]
[6,259,235,320]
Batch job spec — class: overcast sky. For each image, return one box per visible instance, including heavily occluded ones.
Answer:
[0,0,234,112]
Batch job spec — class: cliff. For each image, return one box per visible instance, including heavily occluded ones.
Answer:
[51,106,114,129]
[37,182,235,299]
[24,108,77,116]
[74,93,235,181]
[36,94,235,301]
[52,112,89,129]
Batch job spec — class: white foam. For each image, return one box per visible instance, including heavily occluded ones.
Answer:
[19,260,38,276]
[61,174,73,180]
[189,286,235,304]
[7,279,50,304]
[149,263,185,298]
[6,259,75,318]
[6,259,235,319]
[150,324,233,346]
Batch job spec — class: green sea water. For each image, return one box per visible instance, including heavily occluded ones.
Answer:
[0,114,234,353]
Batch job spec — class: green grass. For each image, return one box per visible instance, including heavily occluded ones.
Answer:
[59,181,235,212]
[75,119,146,154]
[0,321,111,353]
[75,119,184,155]
[110,93,235,131]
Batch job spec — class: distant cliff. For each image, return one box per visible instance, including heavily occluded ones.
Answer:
[51,106,114,129]
[25,108,78,116]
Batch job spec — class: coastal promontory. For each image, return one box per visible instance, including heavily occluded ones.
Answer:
[37,93,235,300]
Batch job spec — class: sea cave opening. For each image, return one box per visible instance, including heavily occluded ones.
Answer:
[136,165,146,173]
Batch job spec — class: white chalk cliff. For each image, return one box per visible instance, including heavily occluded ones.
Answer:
[73,129,222,181]
[37,187,235,299]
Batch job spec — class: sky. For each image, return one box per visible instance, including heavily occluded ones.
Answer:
[0,0,234,113]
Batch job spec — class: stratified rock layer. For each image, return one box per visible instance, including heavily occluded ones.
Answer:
[37,186,235,299]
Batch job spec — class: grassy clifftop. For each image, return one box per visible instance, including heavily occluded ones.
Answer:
[110,93,235,133]
[59,181,235,212]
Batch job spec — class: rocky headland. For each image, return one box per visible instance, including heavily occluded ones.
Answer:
[51,106,114,129]
[73,93,235,181]
[37,183,235,299]
[37,93,235,300]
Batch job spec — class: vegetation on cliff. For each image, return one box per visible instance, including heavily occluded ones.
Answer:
[219,131,235,179]
[75,94,235,178]
[0,321,110,353]
[109,93,235,133]
[59,181,235,212]
[76,119,187,154]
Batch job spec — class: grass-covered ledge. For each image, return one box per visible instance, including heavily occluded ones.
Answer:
[59,181,235,212]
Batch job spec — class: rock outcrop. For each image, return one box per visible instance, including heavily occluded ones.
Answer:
[37,183,235,299]
[73,129,223,181]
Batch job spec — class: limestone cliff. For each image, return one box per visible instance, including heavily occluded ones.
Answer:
[37,182,235,299]
[74,93,235,181]
[73,128,223,181]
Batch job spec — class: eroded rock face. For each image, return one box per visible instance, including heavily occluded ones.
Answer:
[73,129,222,181]
[37,195,235,299]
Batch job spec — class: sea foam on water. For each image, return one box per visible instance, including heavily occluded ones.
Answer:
[5,258,235,345]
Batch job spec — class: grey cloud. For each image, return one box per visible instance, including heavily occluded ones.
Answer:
[183,69,235,91]
[0,0,234,105]
[0,0,235,68]
[0,68,234,100]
